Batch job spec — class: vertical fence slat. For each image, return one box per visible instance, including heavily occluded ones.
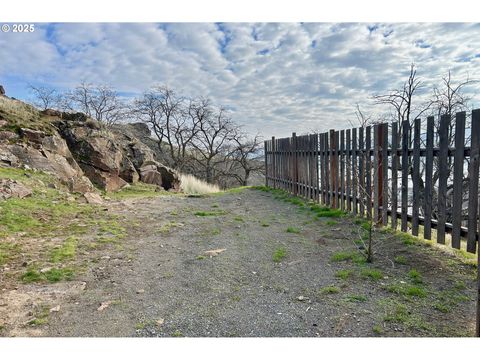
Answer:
[437,114,450,245]
[346,129,351,212]
[452,112,466,249]
[373,124,380,223]
[359,127,365,217]
[424,117,434,240]
[365,126,372,220]
[381,124,388,226]
[352,128,358,216]
[320,134,325,203]
[411,118,421,236]
[340,130,345,211]
[335,131,340,208]
[467,109,480,253]
[324,132,330,205]
[401,120,409,232]
[391,122,398,231]
[330,130,337,208]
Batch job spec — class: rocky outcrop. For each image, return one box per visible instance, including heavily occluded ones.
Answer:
[0,96,181,193]
[0,85,5,96]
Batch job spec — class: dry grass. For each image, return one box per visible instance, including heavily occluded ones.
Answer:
[179,173,220,195]
[0,96,38,121]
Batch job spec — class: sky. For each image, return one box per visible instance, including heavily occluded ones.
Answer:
[1,22,480,138]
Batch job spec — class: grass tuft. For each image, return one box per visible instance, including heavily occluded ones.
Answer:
[272,247,287,263]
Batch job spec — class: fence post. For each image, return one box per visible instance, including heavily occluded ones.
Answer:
[373,124,380,224]
[292,132,298,196]
[271,136,276,189]
[264,140,268,186]
[329,129,337,208]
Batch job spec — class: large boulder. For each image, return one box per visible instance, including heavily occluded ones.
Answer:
[56,123,134,191]
[139,161,180,191]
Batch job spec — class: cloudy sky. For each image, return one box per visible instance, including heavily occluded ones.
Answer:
[1,23,479,137]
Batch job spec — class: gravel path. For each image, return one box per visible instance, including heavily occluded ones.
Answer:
[44,189,477,337]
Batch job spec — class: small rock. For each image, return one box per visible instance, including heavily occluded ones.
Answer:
[101,255,111,260]
[66,196,76,202]
[136,289,145,294]
[156,318,165,326]
[40,267,52,273]
[47,183,57,189]
[50,305,60,313]
[83,192,104,205]
[97,301,112,311]
[297,296,308,301]
[21,261,28,267]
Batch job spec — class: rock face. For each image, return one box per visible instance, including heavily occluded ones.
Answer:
[0,85,5,96]
[0,97,181,193]
[0,179,32,200]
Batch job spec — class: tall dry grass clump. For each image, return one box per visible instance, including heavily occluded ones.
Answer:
[179,173,220,195]
[0,96,38,120]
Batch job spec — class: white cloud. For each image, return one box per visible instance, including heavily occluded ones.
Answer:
[1,22,480,138]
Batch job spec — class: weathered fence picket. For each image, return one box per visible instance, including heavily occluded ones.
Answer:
[265,109,480,254]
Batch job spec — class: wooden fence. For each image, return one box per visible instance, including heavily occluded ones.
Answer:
[264,109,480,254]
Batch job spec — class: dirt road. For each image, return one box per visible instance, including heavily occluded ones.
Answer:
[2,188,477,337]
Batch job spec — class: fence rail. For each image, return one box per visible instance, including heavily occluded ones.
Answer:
[265,109,480,254]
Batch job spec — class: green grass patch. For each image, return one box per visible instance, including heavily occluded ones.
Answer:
[394,255,408,265]
[331,251,366,264]
[360,268,384,281]
[319,285,340,294]
[335,269,353,280]
[372,325,383,335]
[325,220,337,226]
[385,283,427,298]
[286,226,301,234]
[50,236,77,263]
[194,210,227,217]
[346,294,367,302]
[0,241,21,265]
[21,269,43,283]
[272,247,287,263]
[233,216,244,222]
[172,330,184,337]
[407,269,423,284]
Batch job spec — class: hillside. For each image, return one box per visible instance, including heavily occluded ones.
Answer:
[0,95,180,195]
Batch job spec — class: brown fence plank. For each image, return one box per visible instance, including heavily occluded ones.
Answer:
[437,114,451,244]
[365,126,372,220]
[346,129,351,211]
[381,124,388,226]
[424,117,434,239]
[330,130,337,208]
[352,128,358,215]
[359,127,365,217]
[412,118,421,236]
[373,124,380,223]
[335,131,340,207]
[319,134,325,203]
[452,112,466,248]
[391,122,399,231]
[467,109,480,253]
[325,133,330,205]
[340,130,345,210]
[401,120,409,232]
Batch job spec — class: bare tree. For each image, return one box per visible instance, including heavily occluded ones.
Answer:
[28,85,60,110]
[373,63,432,129]
[222,132,264,186]
[190,107,239,183]
[132,86,202,170]
[65,82,127,126]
